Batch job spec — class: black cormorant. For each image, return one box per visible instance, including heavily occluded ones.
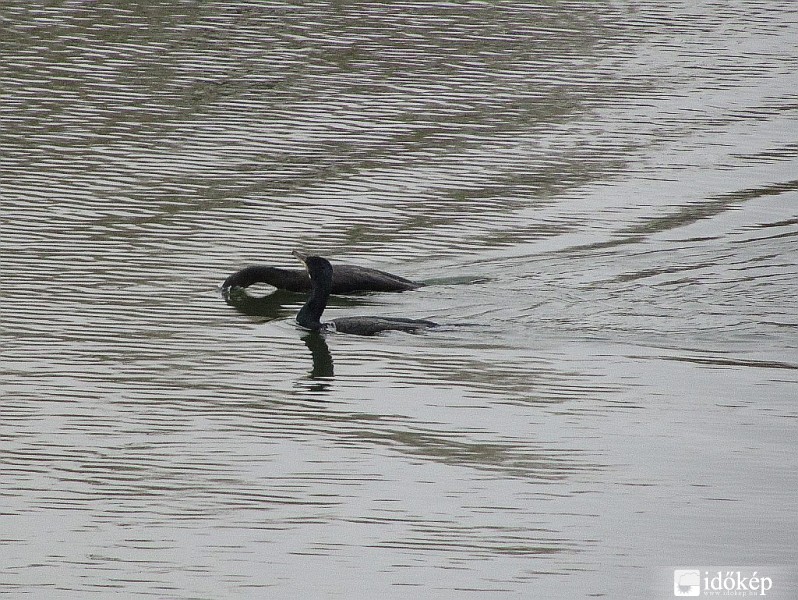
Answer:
[222,251,422,294]
[296,255,437,336]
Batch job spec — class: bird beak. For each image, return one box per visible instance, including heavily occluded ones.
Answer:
[291,249,308,264]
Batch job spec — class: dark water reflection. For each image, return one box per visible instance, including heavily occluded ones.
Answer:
[3,0,797,598]
[301,332,334,379]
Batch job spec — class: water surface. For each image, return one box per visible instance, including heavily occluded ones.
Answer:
[2,1,797,598]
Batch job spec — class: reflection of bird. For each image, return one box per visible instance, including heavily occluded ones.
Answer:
[220,288,299,319]
[302,332,334,379]
[222,250,422,294]
[296,255,437,336]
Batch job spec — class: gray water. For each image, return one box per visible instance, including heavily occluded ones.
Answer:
[2,1,797,598]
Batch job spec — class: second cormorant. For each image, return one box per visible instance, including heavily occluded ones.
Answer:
[296,255,437,336]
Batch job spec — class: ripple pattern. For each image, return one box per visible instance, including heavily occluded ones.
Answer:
[2,1,797,598]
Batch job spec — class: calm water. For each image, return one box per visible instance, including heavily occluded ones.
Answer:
[2,1,797,598]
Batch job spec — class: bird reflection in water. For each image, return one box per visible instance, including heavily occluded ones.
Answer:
[304,333,334,377]
[221,287,299,320]
[295,332,334,396]
[222,286,372,321]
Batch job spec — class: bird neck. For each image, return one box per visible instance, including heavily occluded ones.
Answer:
[224,266,310,291]
[261,267,310,292]
[296,277,331,330]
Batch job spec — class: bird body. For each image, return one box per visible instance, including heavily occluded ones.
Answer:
[222,262,421,294]
[326,316,438,336]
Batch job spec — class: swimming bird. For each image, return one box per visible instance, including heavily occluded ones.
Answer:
[296,255,437,336]
[222,251,422,294]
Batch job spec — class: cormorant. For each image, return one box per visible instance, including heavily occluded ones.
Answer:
[296,255,437,336]
[222,251,422,294]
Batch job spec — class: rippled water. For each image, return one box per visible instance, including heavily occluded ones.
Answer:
[2,1,797,598]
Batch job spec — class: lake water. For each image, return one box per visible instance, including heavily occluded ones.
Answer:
[2,1,797,598]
